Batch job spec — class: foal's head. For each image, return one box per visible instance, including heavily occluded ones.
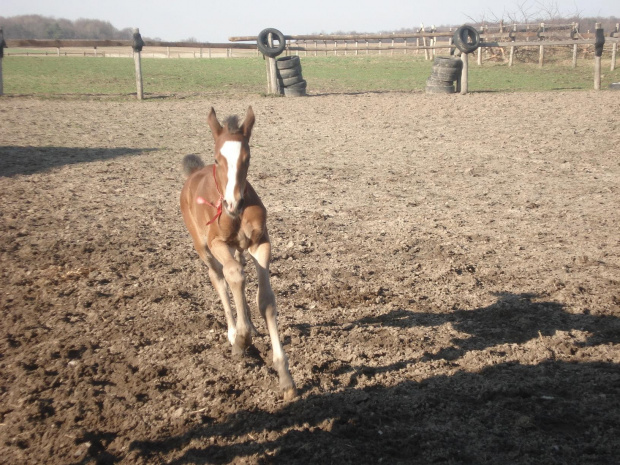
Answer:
[207,106,255,219]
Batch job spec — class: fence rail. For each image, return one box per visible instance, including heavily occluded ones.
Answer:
[5,39,257,49]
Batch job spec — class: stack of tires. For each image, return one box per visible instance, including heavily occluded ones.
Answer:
[425,56,463,94]
[276,56,307,97]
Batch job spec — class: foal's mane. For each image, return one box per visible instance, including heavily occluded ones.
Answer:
[222,116,241,134]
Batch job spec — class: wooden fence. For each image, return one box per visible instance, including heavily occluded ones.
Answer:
[231,23,619,70]
[5,23,619,70]
[1,24,618,98]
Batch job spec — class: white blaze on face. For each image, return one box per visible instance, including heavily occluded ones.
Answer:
[220,141,243,210]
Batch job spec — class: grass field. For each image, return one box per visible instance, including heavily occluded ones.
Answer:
[2,54,619,97]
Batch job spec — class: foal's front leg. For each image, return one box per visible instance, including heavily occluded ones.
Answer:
[249,240,297,400]
[210,239,253,355]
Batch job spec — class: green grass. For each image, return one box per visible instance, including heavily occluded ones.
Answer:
[2,55,619,98]
[2,57,267,96]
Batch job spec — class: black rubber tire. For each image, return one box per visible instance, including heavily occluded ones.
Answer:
[276,55,300,69]
[426,78,455,94]
[281,74,304,87]
[610,82,620,90]
[286,79,307,90]
[426,86,455,94]
[257,28,286,58]
[431,65,461,81]
[284,83,307,97]
[433,56,463,69]
[453,26,481,54]
[277,65,302,79]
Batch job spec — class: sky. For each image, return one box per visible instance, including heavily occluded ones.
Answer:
[2,0,617,43]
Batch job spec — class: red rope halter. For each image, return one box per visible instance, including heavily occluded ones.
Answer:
[196,164,223,226]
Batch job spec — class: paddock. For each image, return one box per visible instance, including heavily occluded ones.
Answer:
[0,91,619,463]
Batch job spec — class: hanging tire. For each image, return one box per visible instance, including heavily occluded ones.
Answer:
[257,28,286,58]
[277,65,302,79]
[276,55,300,69]
[426,78,455,94]
[433,56,463,69]
[431,65,461,81]
[453,26,480,54]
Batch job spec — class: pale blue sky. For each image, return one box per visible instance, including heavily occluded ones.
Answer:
[2,0,617,42]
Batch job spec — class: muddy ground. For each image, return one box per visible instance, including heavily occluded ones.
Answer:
[1,90,619,464]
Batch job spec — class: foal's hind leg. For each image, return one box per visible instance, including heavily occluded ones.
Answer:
[249,240,297,400]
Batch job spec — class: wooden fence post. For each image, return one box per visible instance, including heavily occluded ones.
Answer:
[611,24,619,71]
[478,26,483,65]
[265,32,280,95]
[538,23,545,68]
[572,43,578,68]
[573,22,580,69]
[421,24,429,60]
[509,24,516,66]
[460,52,469,95]
[132,28,144,100]
[594,23,604,90]
[0,28,6,96]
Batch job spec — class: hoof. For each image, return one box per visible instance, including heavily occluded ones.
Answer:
[232,333,251,357]
[231,343,247,357]
[282,386,298,401]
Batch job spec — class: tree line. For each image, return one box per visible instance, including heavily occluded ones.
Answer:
[0,15,135,40]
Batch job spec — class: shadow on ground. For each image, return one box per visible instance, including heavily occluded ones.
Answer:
[0,146,157,177]
[126,293,620,464]
[357,292,620,360]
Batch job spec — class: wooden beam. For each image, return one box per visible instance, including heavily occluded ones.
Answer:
[6,39,257,49]
[229,32,454,42]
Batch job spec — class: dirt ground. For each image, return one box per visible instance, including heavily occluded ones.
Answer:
[1,90,619,464]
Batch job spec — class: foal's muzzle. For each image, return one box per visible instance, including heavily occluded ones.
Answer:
[224,198,244,217]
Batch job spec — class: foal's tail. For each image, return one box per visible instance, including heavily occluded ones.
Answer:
[182,154,205,177]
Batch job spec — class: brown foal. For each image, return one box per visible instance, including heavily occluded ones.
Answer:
[180,107,296,400]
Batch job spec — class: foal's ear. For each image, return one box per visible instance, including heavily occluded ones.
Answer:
[207,107,223,140]
[242,106,255,138]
